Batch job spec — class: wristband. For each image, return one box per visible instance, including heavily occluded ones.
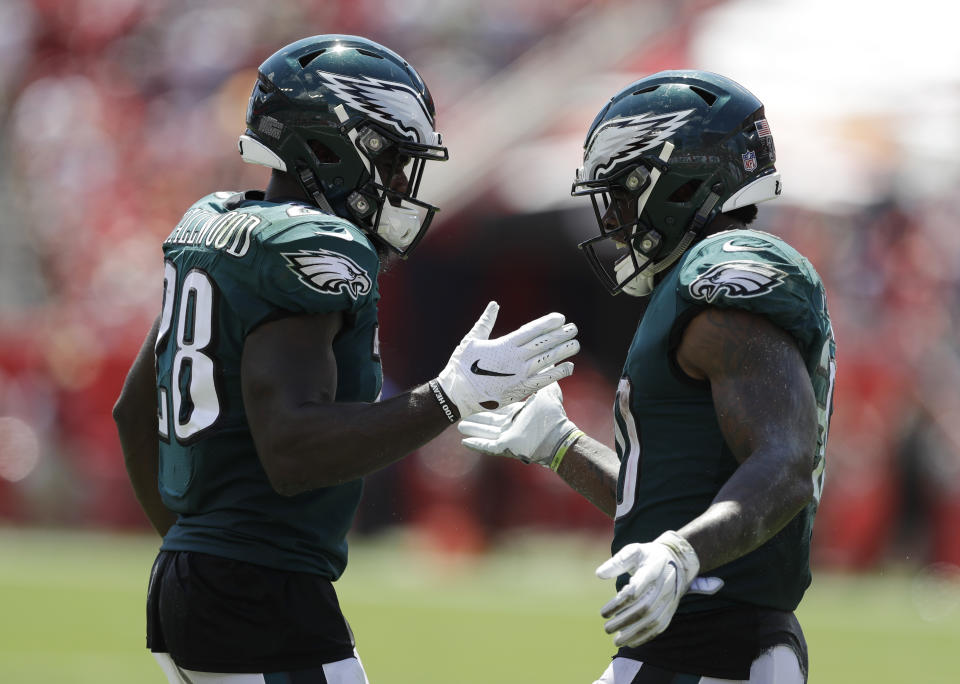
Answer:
[550,428,584,472]
[428,379,459,424]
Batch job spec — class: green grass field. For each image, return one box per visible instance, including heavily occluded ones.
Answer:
[1,527,958,683]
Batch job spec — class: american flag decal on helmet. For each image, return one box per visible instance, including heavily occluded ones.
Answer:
[754,119,772,137]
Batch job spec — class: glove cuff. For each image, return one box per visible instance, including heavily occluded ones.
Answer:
[548,426,584,472]
[434,368,471,418]
[529,417,579,468]
[428,379,460,423]
[654,530,701,588]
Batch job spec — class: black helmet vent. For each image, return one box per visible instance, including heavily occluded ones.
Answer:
[666,179,703,203]
[298,50,326,68]
[356,48,385,59]
[690,86,717,106]
[632,85,659,96]
[257,76,277,93]
[307,140,341,164]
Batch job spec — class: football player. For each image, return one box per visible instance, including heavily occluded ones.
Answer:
[113,35,579,684]
[459,71,835,683]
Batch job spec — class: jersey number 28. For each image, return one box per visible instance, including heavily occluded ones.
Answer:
[155,261,222,443]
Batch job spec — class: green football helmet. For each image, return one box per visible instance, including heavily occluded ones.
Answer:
[238,35,448,256]
[572,70,781,296]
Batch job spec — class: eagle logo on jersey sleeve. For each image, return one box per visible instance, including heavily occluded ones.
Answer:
[282,248,373,299]
[688,260,786,304]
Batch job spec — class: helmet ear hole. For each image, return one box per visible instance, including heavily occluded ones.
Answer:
[666,179,703,203]
[307,140,341,164]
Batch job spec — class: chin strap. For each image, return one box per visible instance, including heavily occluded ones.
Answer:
[647,230,696,277]
[296,165,336,215]
[653,188,721,269]
[618,188,722,297]
[690,188,722,232]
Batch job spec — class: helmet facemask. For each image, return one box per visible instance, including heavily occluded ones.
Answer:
[334,105,448,257]
[573,142,676,297]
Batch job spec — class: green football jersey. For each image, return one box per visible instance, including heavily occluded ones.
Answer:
[612,228,835,613]
[155,191,383,579]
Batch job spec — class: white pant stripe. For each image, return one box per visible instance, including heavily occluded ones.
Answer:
[154,651,370,684]
[592,645,805,683]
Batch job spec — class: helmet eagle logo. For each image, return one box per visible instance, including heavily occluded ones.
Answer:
[582,109,694,180]
[316,71,435,145]
[688,260,786,304]
[283,248,372,299]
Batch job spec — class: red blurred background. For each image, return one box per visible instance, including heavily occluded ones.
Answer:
[1,0,958,572]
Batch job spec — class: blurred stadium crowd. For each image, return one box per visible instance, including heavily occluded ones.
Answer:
[1,0,958,573]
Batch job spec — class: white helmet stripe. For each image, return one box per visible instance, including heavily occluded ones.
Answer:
[635,141,674,216]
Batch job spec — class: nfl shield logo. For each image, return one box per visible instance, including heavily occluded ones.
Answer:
[742,150,757,171]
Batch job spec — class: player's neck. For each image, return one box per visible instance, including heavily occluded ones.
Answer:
[264,170,310,203]
[703,214,748,237]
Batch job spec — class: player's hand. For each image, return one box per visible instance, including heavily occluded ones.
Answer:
[458,383,581,468]
[595,531,724,648]
[436,301,579,418]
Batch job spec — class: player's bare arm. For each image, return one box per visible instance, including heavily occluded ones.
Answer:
[457,381,617,515]
[113,317,178,536]
[555,436,619,517]
[674,306,818,573]
[242,311,449,494]
[245,303,578,496]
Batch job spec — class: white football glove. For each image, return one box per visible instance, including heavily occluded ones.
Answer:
[458,383,581,468]
[436,302,579,418]
[596,531,724,648]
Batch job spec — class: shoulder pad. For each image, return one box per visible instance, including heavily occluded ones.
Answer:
[188,191,241,212]
[678,230,817,305]
[677,229,830,358]
[223,190,265,210]
[257,217,380,315]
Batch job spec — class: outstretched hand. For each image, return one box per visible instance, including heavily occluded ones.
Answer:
[458,382,581,468]
[436,302,579,419]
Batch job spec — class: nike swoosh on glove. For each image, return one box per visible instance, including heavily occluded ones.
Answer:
[436,301,579,418]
